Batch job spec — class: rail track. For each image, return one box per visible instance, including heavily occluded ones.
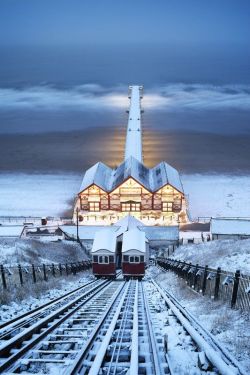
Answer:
[0,274,246,374]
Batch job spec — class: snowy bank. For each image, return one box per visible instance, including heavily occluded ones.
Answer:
[0,239,88,266]
[171,239,250,274]
[150,267,250,373]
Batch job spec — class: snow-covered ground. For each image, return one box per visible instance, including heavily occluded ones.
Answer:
[0,173,250,218]
[150,267,250,372]
[0,274,93,324]
[171,239,250,274]
[183,174,250,219]
[0,239,88,266]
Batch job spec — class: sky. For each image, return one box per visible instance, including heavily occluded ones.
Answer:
[0,0,250,46]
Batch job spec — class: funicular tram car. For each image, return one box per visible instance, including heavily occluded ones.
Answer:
[122,229,148,280]
[91,229,117,279]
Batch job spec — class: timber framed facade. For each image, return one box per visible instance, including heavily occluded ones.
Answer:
[73,86,188,226]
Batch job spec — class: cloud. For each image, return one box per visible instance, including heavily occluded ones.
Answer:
[0,83,249,111]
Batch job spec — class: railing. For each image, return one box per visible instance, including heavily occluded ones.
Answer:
[0,216,73,225]
[157,258,250,311]
[0,261,91,291]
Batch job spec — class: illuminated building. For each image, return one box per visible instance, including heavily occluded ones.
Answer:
[73,86,188,225]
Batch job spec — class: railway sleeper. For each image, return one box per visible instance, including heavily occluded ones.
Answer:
[104,349,130,362]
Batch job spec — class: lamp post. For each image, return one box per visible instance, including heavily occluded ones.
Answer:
[76,207,79,242]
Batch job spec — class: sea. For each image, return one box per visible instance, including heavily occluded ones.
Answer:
[0,43,250,217]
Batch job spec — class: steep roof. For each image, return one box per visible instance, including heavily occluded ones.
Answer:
[79,162,113,193]
[151,161,184,193]
[110,156,151,191]
[114,215,144,237]
[78,157,184,194]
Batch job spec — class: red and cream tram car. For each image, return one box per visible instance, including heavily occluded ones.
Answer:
[122,229,148,280]
[91,229,117,279]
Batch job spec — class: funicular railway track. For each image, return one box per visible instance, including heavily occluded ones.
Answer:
[0,275,246,374]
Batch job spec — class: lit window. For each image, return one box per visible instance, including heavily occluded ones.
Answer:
[121,202,140,212]
[162,202,173,212]
[89,202,100,212]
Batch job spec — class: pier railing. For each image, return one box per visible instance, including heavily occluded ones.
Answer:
[157,258,250,311]
[0,260,91,291]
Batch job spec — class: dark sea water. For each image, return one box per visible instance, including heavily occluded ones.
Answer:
[0,44,250,174]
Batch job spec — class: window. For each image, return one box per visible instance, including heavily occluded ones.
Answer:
[89,202,100,212]
[140,255,144,262]
[129,255,140,263]
[98,255,109,264]
[93,255,98,263]
[121,202,141,212]
[123,255,129,262]
[162,202,173,212]
[109,255,114,263]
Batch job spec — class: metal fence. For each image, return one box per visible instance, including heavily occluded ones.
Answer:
[157,258,250,310]
[0,261,91,291]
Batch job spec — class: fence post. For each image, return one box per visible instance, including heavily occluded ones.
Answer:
[32,264,37,283]
[18,264,23,286]
[66,263,69,276]
[0,264,7,289]
[214,267,221,300]
[167,247,170,257]
[59,263,62,276]
[43,264,47,281]
[193,264,199,289]
[52,264,56,277]
[231,270,240,308]
[202,265,208,295]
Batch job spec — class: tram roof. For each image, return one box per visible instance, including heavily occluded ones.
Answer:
[122,228,147,253]
[91,228,117,253]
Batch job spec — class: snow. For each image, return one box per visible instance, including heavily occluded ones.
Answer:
[171,239,250,274]
[0,173,250,219]
[0,226,24,237]
[211,218,250,235]
[0,275,93,324]
[0,238,88,266]
[60,224,118,240]
[91,229,117,253]
[122,229,146,253]
[149,267,250,373]
[125,85,143,162]
[79,162,112,193]
[142,226,179,241]
[182,174,250,219]
[114,215,143,237]
[0,173,80,217]
[78,156,184,196]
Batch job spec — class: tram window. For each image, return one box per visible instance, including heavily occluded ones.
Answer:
[109,255,114,263]
[93,255,98,263]
[129,256,134,263]
[134,256,140,263]
[140,256,144,262]
[123,255,129,262]
[98,256,109,264]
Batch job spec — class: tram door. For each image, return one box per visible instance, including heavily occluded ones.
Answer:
[116,241,122,269]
